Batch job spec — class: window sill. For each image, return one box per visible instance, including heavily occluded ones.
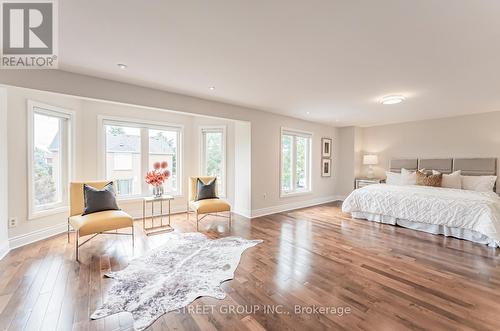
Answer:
[280,190,313,198]
[29,206,69,220]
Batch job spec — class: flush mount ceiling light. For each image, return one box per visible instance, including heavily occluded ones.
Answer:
[381,95,405,105]
[209,86,216,90]
[117,63,128,69]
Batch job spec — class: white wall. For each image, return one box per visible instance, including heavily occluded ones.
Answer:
[336,127,359,197]
[359,111,500,191]
[249,113,338,217]
[233,121,251,217]
[0,88,9,258]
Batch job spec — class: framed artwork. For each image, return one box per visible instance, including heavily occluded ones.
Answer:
[321,138,332,158]
[321,158,331,177]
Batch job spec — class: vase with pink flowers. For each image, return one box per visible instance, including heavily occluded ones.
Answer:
[145,161,171,197]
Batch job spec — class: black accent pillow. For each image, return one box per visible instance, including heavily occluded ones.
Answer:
[82,182,120,215]
[195,178,218,201]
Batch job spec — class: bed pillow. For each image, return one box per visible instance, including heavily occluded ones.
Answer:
[416,170,442,187]
[432,170,462,189]
[385,171,401,185]
[385,168,417,185]
[461,175,497,192]
[82,182,120,216]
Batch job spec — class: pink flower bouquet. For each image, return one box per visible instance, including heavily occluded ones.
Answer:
[145,161,171,192]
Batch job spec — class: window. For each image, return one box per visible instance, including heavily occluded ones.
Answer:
[116,179,133,195]
[113,153,133,170]
[102,118,182,197]
[105,125,141,196]
[280,128,312,196]
[149,129,179,194]
[200,127,226,196]
[28,101,73,218]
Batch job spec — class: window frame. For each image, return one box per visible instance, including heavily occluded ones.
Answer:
[27,100,75,219]
[97,115,184,199]
[279,127,313,197]
[199,125,227,197]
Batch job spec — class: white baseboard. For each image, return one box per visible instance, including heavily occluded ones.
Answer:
[232,208,252,219]
[4,196,346,253]
[0,241,9,260]
[250,195,345,218]
[9,222,68,250]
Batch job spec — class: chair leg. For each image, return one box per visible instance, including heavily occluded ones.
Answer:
[229,211,232,231]
[132,223,135,251]
[196,212,199,231]
[75,230,79,262]
[67,219,70,243]
[187,202,189,221]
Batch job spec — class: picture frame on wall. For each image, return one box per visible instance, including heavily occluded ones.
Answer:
[321,138,332,158]
[321,158,331,177]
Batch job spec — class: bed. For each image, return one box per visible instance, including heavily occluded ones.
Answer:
[342,158,500,247]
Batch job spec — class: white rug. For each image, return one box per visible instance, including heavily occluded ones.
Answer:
[90,232,262,330]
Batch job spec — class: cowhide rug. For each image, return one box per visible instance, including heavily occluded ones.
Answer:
[91,232,262,330]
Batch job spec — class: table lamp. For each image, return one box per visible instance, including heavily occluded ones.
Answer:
[363,154,378,178]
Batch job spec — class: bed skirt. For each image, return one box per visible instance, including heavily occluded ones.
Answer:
[351,211,500,248]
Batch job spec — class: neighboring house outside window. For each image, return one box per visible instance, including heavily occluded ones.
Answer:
[105,125,142,196]
[102,118,182,197]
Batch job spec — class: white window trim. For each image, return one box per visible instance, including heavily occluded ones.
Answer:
[97,115,184,198]
[279,127,313,198]
[27,100,75,220]
[199,125,227,197]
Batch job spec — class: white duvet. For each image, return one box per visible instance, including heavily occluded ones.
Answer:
[342,184,500,242]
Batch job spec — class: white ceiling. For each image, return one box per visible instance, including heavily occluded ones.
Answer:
[59,0,500,127]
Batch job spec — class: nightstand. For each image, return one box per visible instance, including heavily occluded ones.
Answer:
[355,178,384,189]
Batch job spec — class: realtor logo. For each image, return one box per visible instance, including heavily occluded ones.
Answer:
[1,0,58,68]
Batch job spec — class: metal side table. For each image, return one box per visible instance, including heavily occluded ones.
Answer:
[142,195,174,236]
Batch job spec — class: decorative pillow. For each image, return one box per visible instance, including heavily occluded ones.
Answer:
[195,178,218,201]
[83,182,120,216]
[416,170,442,187]
[461,175,497,192]
[385,171,401,185]
[432,170,461,189]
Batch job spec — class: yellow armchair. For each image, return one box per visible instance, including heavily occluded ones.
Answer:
[68,181,134,261]
[187,176,231,231]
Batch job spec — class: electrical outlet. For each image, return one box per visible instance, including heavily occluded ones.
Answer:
[8,217,17,228]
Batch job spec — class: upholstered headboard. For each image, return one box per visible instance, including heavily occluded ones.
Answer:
[388,157,498,191]
[453,158,497,176]
[389,159,418,173]
[419,158,453,174]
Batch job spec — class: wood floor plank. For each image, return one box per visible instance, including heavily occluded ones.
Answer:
[1,203,500,331]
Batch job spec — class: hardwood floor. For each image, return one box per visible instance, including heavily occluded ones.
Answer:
[1,202,500,331]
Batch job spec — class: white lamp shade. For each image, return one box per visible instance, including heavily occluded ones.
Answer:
[363,155,378,165]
